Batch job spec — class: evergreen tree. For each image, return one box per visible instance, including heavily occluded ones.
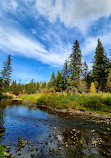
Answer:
[0,77,3,100]
[86,70,93,89]
[107,68,111,92]
[68,40,82,92]
[10,80,19,95]
[55,70,64,92]
[62,60,69,90]
[50,71,56,89]
[82,60,89,91]
[41,82,47,89]
[92,39,110,91]
[36,82,40,92]
[1,54,12,91]
[25,79,37,94]
[82,61,88,81]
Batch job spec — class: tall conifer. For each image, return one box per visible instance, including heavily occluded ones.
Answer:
[93,39,110,91]
[1,54,12,91]
[69,40,82,92]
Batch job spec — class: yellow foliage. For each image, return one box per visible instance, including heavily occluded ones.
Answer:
[49,87,55,93]
[89,82,96,93]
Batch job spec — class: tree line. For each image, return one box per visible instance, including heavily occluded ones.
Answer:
[0,38,111,98]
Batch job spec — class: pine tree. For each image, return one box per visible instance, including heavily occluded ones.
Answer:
[1,54,12,91]
[62,60,69,90]
[92,39,110,91]
[68,40,82,92]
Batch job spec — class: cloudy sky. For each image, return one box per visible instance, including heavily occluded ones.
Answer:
[0,0,111,83]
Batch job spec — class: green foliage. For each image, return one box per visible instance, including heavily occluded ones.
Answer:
[82,60,89,91]
[25,80,37,94]
[86,70,93,89]
[1,54,12,91]
[0,144,4,158]
[62,59,69,90]
[55,70,64,92]
[92,39,110,91]
[50,71,56,89]
[41,82,47,89]
[21,93,111,113]
[0,77,3,100]
[68,40,82,92]
[107,68,111,92]
[10,80,20,95]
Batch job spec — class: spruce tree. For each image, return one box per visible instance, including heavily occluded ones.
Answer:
[82,61,88,81]
[92,39,110,91]
[69,40,82,92]
[1,54,12,91]
[62,60,69,90]
[55,70,64,92]
[50,71,56,89]
[86,70,93,89]
[0,77,3,100]
[10,80,19,95]
[82,60,89,90]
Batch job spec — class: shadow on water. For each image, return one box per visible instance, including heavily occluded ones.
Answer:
[0,100,110,158]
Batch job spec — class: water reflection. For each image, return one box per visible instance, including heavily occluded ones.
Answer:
[0,100,110,158]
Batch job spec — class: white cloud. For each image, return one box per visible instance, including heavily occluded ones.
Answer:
[36,0,111,33]
[81,32,111,56]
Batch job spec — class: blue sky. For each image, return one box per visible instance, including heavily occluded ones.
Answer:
[0,0,111,83]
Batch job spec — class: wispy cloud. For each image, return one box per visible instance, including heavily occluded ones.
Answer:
[0,22,70,66]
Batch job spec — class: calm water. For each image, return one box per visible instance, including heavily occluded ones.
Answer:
[0,100,111,158]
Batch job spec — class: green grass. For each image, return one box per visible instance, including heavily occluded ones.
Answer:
[20,93,111,114]
[0,145,4,158]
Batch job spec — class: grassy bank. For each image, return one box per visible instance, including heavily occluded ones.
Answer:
[0,145,4,158]
[20,93,111,114]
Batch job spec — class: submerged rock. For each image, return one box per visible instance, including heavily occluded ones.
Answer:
[17,138,30,148]
[31,153,34,157]
[0,127,5,134]
[18,152,21,156]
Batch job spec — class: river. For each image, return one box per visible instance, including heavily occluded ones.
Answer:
[0,100,111,158]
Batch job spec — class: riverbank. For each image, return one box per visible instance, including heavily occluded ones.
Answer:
[20,93,111,113]
[20,93,111,124]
